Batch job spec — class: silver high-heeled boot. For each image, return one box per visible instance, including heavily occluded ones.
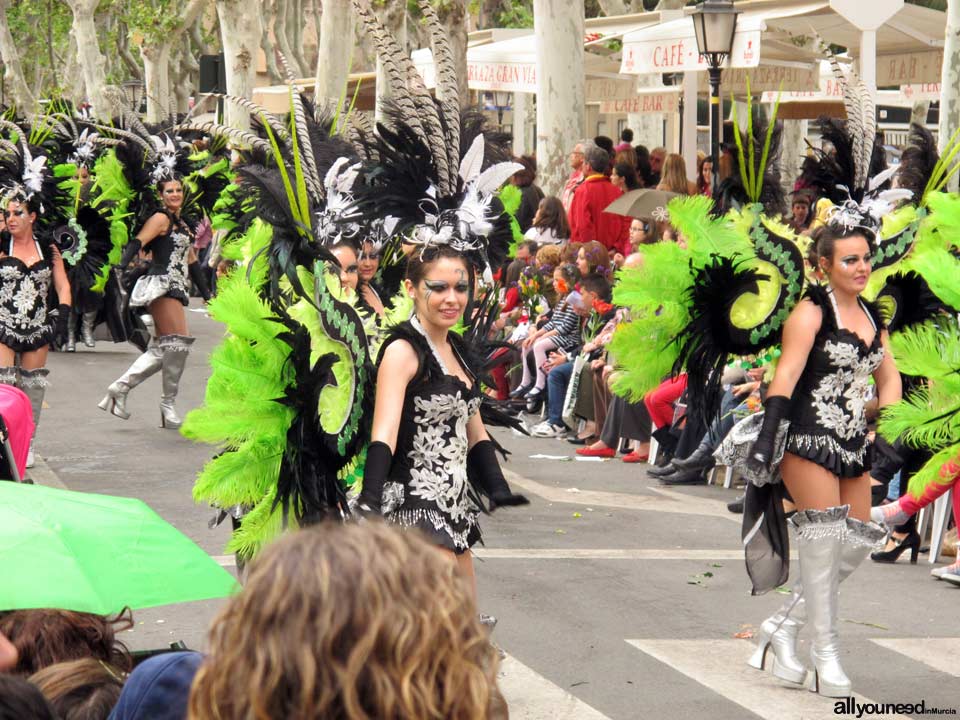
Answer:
[81,310,97,348]
[20,368,49,469]
[65,311,78,352]
[749,516,885,685]
[791,505,850,697]
[98,344,163,420]
[158,335,195,429]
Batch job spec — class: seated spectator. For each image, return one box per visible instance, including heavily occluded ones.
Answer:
[110,651,203,720]
[30,658,124,720]
[614,128,634,153]
[657,153,697,196]
[524,196,569,246]
[697,155,716,197]
[648,147,666,186]
[0,608,133,676]
[514,264,583,409]
[635,145,652,188]
[512,155,545,233]
[188,523,504,720]
[611,162,641,193]
[569,146,629,254]
[784,191,812,233]
[0,674,58,720]
[614,147,638,172]
[575,240,611,279]
[593,135,615,167]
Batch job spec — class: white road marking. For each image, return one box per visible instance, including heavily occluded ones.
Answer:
[213,555,235,567]
[25,455,68,489]
[626,639,909,720]
[475,548,754,560]
[498,653,611,720]
[504,470,739,523]
[870,638,960,678]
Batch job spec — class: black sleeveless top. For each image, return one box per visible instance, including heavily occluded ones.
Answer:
[130,212,192,307]
[784,285,885,478]
[0,238,55,351]
[377,318,484,553]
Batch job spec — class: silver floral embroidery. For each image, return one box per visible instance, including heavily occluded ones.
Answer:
[0,261,52,344]
[809,339,884,441]
[130,230,191,307]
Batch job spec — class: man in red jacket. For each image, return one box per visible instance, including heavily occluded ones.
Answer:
[568,145,630,255]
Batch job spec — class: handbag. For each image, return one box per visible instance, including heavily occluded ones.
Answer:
[714,410,790,487]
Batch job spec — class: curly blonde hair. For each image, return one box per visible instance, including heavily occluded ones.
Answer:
[188,522,503,720]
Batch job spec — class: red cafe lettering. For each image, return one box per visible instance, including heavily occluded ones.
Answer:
[653,40,687,68]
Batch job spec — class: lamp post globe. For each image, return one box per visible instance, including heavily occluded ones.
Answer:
[691,0,740,163]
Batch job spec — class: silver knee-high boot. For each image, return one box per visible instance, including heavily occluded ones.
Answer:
[65,311,78,352]
[749,516,886,685]
[790,505,849,697]
[20,368,49,469]
[81,311,97,348]
[158,335,194,429]
[98,343,164,420]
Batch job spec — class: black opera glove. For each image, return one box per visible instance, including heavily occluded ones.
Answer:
[467,440,530,511]
[358,441,392,516]
[188,261,212,302]
[746,395,791,474]
[871,433,906,484]
[52,303,70,345]
[118,240,142,268]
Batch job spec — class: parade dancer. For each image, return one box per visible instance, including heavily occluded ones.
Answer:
[0,134,72,468]
[99,167,195,429]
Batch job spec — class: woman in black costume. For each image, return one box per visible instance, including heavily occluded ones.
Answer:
[98,176,194,429]
[358,246,527,598]
[0,193,71,467]
[746,225,900,697]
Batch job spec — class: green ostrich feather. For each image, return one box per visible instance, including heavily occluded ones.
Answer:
[905,247,960,311]
[924,190,960,248]
[612,241,691,312]
[888,317,960,380]
[183,269,297,556]
[498,184,524,258]
[667,195,752,266]
[608,303,688,401]
[88,150,136,292]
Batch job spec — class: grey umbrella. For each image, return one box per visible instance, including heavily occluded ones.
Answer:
[604,189,679,220]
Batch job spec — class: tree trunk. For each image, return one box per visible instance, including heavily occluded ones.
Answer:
[141,42,172,122]
[260,0,283,83]
[0,0,37,111]
[534,0,585,196]
[940,0,960,192]
[217,0,263,129]
[437,0,469,108]
[780,118,808,198]
[291,0,310,73]
[597,0,629,15]
[117,22,143,80]
[274,0,303,77]
[375,0,407,123]
[67,0,113,119]
[61,33,85,106]
[314,0,354,111]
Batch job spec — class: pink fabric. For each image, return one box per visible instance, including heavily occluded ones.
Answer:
[644,374,688,429]
[899,458,960,529]
[0,385,34,479]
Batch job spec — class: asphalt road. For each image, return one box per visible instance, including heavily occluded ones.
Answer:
[29,300,960,720]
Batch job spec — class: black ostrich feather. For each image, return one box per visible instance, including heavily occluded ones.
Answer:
[877,271,949,335]
[899,123,939,201]
[672,255,766,425]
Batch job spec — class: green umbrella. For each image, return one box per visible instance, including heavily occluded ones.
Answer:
[0,482,239,615]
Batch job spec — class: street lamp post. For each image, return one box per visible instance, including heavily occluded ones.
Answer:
[691,0,740,163]
[493,90,512,131]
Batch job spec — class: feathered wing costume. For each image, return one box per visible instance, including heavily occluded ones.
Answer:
[875,124,960,502]
[184,0,525,559]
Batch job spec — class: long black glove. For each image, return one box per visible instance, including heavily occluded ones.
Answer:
[871,433,905,484]
[118,239,142,268]
[189,261,212,302]
[746,395,791,474]
[51,303,70,346]
[358,441,393,515]
[467,440,529,510]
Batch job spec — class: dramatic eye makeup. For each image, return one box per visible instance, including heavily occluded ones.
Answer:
[839,253,871,268]
[343,264,359,274]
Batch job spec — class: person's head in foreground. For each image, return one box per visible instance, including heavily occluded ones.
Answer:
[188,522,504,720]
[29,658,125,720]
